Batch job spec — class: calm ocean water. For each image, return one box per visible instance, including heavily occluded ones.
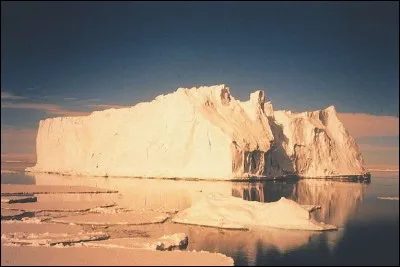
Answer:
[1,162,399,266]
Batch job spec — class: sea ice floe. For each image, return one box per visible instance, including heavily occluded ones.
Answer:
[1,231,109,246]
[172,193,337,231]
[1,184,118,196]
[82,233,188,251]
[1,201,116,212]
[51,211,170,226]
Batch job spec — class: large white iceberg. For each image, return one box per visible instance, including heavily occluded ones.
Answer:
[26,84,368,179]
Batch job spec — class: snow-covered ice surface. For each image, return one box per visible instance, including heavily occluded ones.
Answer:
[26,84,368,180]
[172,193,337,231]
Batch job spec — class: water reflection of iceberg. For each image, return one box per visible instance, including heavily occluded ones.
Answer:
[293,180,367,227]
[32,173,367,227]
[184,225,322,266]
[31,173,233,212]
[229,179,368,259]
[28,172,367,264]
[232,180,297,203]
[232,179,368,227]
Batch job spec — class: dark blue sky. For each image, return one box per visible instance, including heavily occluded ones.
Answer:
[1,1,399,116]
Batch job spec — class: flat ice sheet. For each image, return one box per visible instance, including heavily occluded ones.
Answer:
[172,194,337,231]
[1,201,115,212]
[84,233,188,251]
[1,222,84,234]
[51,211,170,225]
[1,231,109,247]
[1,246,234,266]
[1,185,118,196]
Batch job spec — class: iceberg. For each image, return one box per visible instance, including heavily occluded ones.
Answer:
[26,84,368,180]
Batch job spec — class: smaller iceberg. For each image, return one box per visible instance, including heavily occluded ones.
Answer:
[172,194,337,231]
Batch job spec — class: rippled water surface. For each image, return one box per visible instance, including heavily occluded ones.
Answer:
[1,162,399,266]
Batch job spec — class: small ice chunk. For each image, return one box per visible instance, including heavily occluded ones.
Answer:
[152,233,188,251]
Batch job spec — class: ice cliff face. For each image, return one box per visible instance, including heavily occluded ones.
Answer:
[27,84,368,179]
[273,106,366,177]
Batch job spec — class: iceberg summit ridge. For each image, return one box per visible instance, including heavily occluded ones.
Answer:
[26,84,369,180]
